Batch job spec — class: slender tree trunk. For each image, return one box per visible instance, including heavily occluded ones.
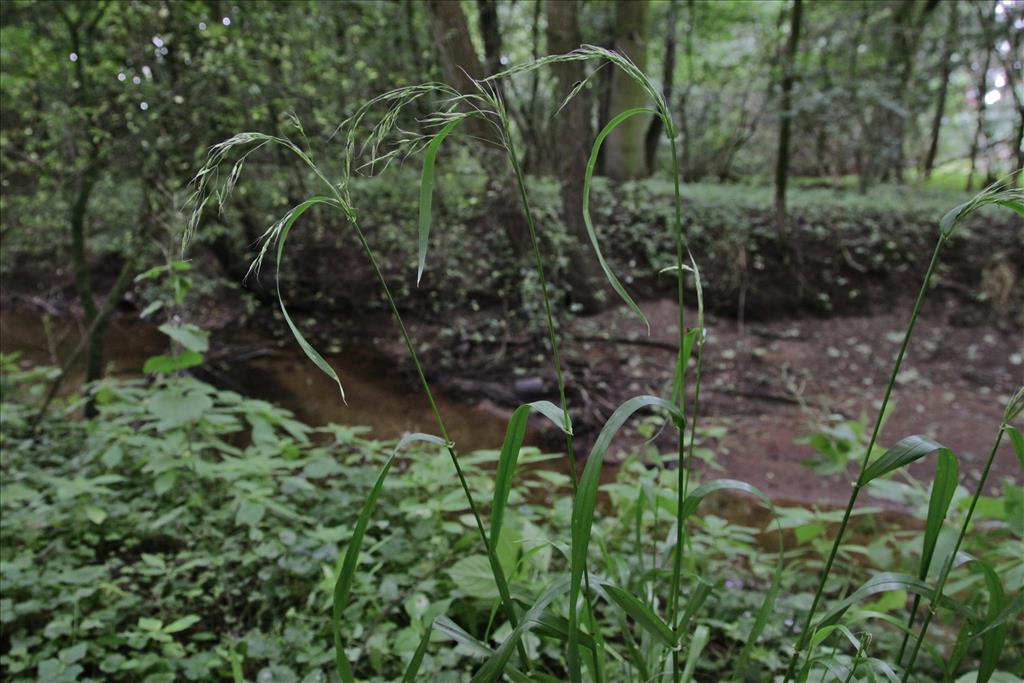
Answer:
[966,46,993,192]
[922,2,957,179]
[679,0,695,177]
[477,0,502,75]
[774,0,802,247]
[605,0,651,181]
[644,0,679,173]
[547,0,609,312]
[424,0,529,251]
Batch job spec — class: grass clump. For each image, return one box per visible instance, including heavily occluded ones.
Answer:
[180,48,1024,682]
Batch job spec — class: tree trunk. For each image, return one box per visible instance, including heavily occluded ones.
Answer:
[966,46,993,192]
[644,0,679,174]
[605,0,651,181]
[862,0,937,186]
[424,0,529,251]
[477,0,502,75]
[922,1,957,179]
[774,0,802,247]
[547,0,610,312]
[679,0,695,177]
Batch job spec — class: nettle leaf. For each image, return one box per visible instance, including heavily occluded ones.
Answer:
[157,323,209,353]
[143,351,204,375]
[147,387,213,428]
[163,614,201,634]
[447,556,501,601]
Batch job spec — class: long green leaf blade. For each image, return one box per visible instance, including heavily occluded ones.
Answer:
[567,395,684,683]
[858,435,943,485]
[470,575,571,683]
[334,433,448,682]
[275,196,347,401]
[491,401,570,546]
[417,117,463,285]
[402,618,435,683]
[582,108,659,332]
[602,582,676,648]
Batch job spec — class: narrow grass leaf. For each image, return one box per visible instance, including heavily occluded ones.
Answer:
[491,401,569,547]
[678,578,713,637]
[334,433,448,682]
[1007,426,1023,468]
[677,479,784,680]
[858,435,943,485]
[816,572,966,629]
[898,448,959,663]
[960,557,1007,683]
[681,624,710,683]
[433,615,492,658]
[970,594,1024,640]
[531,612,598,652]
[470,575,571,683]
[582,108,660,332]
[567,396,683,682]
[417,117,463,285]
[275,196,347,402]
[402,618,435,683]
[922,449,959,575]
[602,582,676,648]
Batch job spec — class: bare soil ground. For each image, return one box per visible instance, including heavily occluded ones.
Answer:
[554,295,1022,506]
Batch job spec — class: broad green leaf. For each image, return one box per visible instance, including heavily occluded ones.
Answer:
[148,387,213,428]
[417,117,463,285]
[235,500,265,527]
[858,435,943,485]
[84,506,107,525]
[143,351,204,375]
[567,396,683,683]
[334,433,448,683]
[582,108,660,332]
[274,196,346,401]
[157,323,209,353]
[138,617,163,632]
[447,556,501,601]
[163,614,201,634]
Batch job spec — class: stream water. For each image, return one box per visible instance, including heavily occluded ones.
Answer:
[0,307,524,453]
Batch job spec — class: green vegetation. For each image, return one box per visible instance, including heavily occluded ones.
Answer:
[175,41,1023,681]
[2,2,1023,682]
[4,350,1022,681]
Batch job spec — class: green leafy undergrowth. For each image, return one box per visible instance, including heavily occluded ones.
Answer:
[1,358,1021,681]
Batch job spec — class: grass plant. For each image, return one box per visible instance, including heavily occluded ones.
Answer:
[185,49,1024,683]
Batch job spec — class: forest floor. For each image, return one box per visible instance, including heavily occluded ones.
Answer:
[3,286,1019,510]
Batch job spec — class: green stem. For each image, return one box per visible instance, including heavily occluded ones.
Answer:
[505,126,601,676]
[667,124,690,683]
[901,423,1009,681]
[783,236,946,683]
[305,159,531,670]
